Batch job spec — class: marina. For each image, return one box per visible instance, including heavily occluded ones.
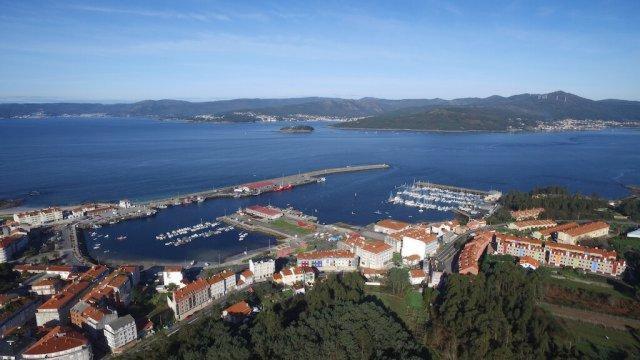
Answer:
[389,181,501,218]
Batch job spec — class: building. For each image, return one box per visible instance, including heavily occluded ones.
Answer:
[31,277,64,296]
[167,269,237,321]
[13,207,63,226]
[429,220,462,236]
[82,271,133,307]
[493,232,626,277]
[339,234,393,269]
[234,181,275,194]
[36,281,90,327]
[533,222,579,240]
[14,264,77,280]
[466,219,487,231]
[397,226,438,261]
[249,258,275,281]
[373,219,410,235]
[104,315,137,353]
[21,326,92,360]
[508,219,557,232]
[556,221,610,245]
[221,301,254,323]
[162,266,185,289]
[296,250,357,272]
[519,256,540,270]
[0,296,39,337]
[0,232,28,263]
[79,265,109,283]
[237,269,254,289]
[510,208,545,221]
[458,232,493,275]
[118,199,132,209]
[244,205,283,220]
[272,266,315,286]
[409,269,426,285]
[69,301,118,341]
[360,267,387,281]
[118,265,141,287]
[166,278,211,321]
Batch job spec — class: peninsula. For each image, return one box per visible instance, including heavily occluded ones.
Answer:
[280,125,314,133]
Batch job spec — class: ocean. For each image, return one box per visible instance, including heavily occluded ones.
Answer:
[1,117,638,263]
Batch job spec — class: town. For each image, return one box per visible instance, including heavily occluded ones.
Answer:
[2,180,640,359]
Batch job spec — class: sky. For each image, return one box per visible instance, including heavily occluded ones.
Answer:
[0,0,639,102]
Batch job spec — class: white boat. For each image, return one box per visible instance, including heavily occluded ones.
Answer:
[116,235,127,241]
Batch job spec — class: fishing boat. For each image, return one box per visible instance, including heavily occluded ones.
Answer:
[116,235,127,241]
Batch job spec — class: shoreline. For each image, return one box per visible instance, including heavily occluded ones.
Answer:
[331,125,640,133]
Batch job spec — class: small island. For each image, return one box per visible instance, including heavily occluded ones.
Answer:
[280,125,314,133]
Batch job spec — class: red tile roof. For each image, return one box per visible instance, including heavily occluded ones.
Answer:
[164,266,183,272]
[223,301,252,317]
[546,242,617,259]
[172,278,210,303]
[561,221,609,237]
[409,269,426,278]
[23,326,88,356]
[537,222,580,237]
[344,234,392,254]
[39,281,90,310]
[512,219,557,229]
[244,181,275,190]
[459,232,493,275]
[0,233,26,249]
[510,208,545,220]
[519,256,540,268]
[375,219,410,231]
[246,205,281,216]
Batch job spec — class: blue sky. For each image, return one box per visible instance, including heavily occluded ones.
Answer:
[0,1,638,102]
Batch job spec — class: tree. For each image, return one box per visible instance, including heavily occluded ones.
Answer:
[0,263,19,293]
[387,268,410,295]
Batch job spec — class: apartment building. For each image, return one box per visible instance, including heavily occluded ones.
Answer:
[22,326,92,360]
[249,257,275,281]
[272,266,315,286]
[556,221,610,245]
[508,219,557,232]
[339,234,393,269]
[167,269,237,321]
[533,222,579,240]
[13,207,63,226]
[458,232,493,275]
[296,250,358,272]
[373,219,410,235]
[510,208,545,221]
[31,277,64,296]
[397,226,439,261]
[35,281,90,327]
[104,314,137,353]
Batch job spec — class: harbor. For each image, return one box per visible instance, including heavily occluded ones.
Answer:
[389,181,501,218]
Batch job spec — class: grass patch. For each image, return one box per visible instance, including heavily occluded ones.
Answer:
[365,287,423,324]
[271,218,313,235]
[611,236,640,258]
[559,318,640,359]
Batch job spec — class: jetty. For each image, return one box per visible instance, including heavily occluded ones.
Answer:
[143,163,390,208]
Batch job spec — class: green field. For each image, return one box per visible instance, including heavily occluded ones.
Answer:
[365,287,423,325]
[611,235,640,257]
[559,318,640,358]
[271,218,313,235]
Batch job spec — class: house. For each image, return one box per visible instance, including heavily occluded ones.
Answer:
[296,250,357,272]
[31,277,64,296]
[510,208,545,221]
[0,232,28,263]
[21,326,92,360]
[167,269,237,321]
[339,233,393,269]
[466,219,486,230]
[14,264,77,280]
[429,220,461,236]
[249,258,275,281]
[234,181,275,194]
[402,254,421,267]
[508,219,557,232]
[360,268,387,281]
[221,301,254,323]
[272,266,315,286]
[118,265,141,286]
[104,314,137,353]
[373,219,410,235]
[162,266,185,288]
[237,269,254,289]
[556,221,610,245]
[244,205,283,220]
[36,281,90,327]
[397,226,438,261]
[458,232,493,275]
[519,256,540,270]
[409,269,426,285]
[82,271,133,307]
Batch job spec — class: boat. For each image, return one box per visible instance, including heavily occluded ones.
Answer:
[275,183,293,191]
[116,235,127,241]
[317,177,326,183]
[373,210,382,215]
[190,260,196,266]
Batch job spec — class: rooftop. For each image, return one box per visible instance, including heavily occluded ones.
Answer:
[560,221,609,237]
[246,205,282,216]
[223,301,252,317]
[22,326,88,356]
[297,249,355,260]
[106,314,135,331]
[39,281,90,310]
[375,219,410,231]
[537,222,580,237]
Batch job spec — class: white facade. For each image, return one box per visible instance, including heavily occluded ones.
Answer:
[249,258,275,281]
[401,237,438,261]
[162,269,184,288]
[13,208,63,226]
[0,233,28,263]
[104,315,137,352]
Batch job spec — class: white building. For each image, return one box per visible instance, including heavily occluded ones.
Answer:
[118,199,133,209]
[0,232,28,263]
[249,258,275,281]
[339,234,393,270]
[162,266,184,288]
[373,219,410,235]
[296,250,358,272]
[13,208,63,226]
[399,227,439,261]
[273,266,315,286]
[409,269,427,285]
[104,315,138,353]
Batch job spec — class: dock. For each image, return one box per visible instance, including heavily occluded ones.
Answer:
[415,181,494,196]
[142,163,390,208]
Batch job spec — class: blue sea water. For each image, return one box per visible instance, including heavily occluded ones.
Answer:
[1,117,639,263]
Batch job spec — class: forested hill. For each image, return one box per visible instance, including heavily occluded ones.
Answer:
[2,91,640,131]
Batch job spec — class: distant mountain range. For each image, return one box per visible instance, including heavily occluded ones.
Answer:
[2,91,640,131]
